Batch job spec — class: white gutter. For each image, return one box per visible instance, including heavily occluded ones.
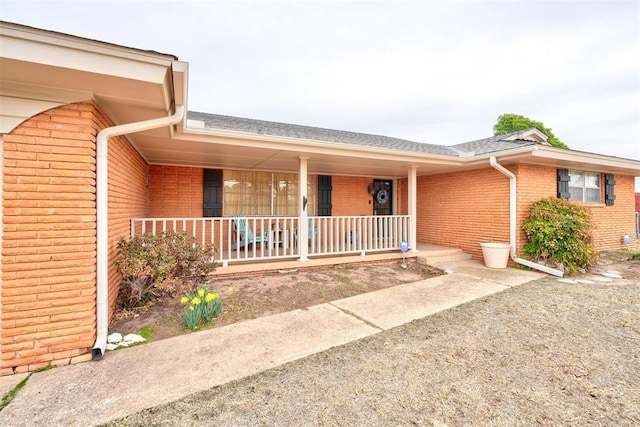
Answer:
[92,106,185,360]
[489,156,564,277]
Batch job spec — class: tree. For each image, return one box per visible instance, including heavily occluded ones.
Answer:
[493,113,568,149]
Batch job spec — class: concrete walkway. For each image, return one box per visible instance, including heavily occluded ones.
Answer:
[0,259,545,426]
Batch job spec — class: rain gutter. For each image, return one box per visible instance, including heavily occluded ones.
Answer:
[92,105,185,360]
[489,156,564,277]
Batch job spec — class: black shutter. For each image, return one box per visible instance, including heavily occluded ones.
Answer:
[203,169,223,217]
[317,175,332,216]
[557,169,570,199]
[604,174,616,206]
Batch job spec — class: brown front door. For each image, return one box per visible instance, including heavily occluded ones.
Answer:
[372,179,392,215]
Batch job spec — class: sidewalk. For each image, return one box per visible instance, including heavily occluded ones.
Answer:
[0,259,545,426]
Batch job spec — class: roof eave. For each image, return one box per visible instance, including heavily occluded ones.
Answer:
[180,124,462,164]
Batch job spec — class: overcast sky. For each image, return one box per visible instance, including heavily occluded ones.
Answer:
[3,0,640,166]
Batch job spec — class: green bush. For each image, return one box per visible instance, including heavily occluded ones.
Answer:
[115,231,216,308]
[522,197,598,274]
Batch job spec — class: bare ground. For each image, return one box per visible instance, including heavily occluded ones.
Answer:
[109,260,442,341]
[108,253,640,426]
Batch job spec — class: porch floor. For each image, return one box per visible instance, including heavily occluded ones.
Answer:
[211,243,466,278]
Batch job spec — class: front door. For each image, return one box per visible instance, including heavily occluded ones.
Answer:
[372,179,392,215]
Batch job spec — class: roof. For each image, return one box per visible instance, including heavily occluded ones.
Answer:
[187,112,545,158]
[1,21,179,60]
[450,129,541,155]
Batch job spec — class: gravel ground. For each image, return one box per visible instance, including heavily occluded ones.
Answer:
[108,257,640,426]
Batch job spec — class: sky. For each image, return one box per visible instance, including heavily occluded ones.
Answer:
[2,0,640,169]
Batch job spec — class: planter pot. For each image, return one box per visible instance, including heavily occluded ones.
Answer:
[480,242,511,269]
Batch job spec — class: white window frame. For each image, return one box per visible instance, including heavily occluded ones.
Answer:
[568,170,601,204]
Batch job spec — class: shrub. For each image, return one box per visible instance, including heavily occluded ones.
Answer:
[522,197,598,274]
[181,287,223,330]
[115,231,216,307]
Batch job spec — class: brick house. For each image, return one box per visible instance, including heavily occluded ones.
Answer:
[1,21,639,375]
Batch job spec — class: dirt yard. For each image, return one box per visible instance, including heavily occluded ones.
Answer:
[108,252,640,426]
[109,260,442,341]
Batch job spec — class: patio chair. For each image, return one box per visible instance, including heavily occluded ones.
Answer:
[293,217,318,247]
[230,216,269,250]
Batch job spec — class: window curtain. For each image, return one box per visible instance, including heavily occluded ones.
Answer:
[223,171,315,216]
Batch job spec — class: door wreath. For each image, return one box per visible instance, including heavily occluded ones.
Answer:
[376,189,389,205]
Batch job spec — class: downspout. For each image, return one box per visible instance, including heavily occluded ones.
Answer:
[92,106,185,360]
[489,156,564,277]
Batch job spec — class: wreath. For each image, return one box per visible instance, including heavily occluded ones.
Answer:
[376,189,389,205]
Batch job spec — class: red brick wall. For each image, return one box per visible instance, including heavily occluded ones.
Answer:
[148,165,203,217]
[0,102,149,375]
[636,192,640,212]
[417,163,638,260]
[586,175,637,250]
[2,103,99,374]
[417,167,511,259]
[397,178,408,215]
[331,176,374,216]
[106,114,148,312]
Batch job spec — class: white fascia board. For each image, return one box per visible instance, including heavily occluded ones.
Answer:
[531,146,640,175]
[1,24,173,84]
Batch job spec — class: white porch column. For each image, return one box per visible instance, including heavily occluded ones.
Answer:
[298,156,309,261]
[408,165,418,252]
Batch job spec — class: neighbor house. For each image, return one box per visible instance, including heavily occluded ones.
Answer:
[1,21,639,375]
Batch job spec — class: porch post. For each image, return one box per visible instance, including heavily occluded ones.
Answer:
[298,156,309,261]
[409,165,418,252]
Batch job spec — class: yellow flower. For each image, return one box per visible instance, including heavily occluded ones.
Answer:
[191,297,202,305]
[205,292,218,303]
[198,289,205,297]
[189,305,194,311]
[228,286,234,292]
[180,296,189,304]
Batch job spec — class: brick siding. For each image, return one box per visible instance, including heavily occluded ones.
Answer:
[1,102,148,375]
[148,165,203,217]
[2,103,99,374]
[416,163,638,260]
[331,176,374,216]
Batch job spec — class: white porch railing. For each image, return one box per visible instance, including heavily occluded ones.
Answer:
[130,215,411,266]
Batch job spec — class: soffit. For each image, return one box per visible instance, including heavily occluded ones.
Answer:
[0,22,182,131]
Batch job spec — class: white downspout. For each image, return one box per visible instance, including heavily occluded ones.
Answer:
[489,156,564,277]
[92,106,185,360]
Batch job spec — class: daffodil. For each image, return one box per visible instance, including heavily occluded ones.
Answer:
[228,286,234,292]
[198,289,205,297]
[191,297,202,305]
[189,305,195,311]
[205,292,218,303]
[180,296,189,304]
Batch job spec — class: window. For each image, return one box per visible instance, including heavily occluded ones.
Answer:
[223,170,315,216]
[568,170,600,203]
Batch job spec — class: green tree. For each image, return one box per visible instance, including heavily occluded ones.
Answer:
[493,113,568,149]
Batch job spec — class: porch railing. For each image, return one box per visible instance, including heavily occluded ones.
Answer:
[130,215,411,266]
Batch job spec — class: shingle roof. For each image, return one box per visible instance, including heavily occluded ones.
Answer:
[451,130,539,155]
[187,111,460,157]
[187,112,541,158]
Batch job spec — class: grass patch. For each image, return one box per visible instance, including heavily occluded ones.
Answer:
[137,326,155,341]
[0,375,29,412]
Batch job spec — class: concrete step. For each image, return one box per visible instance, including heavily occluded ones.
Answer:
[417,249,472,266]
